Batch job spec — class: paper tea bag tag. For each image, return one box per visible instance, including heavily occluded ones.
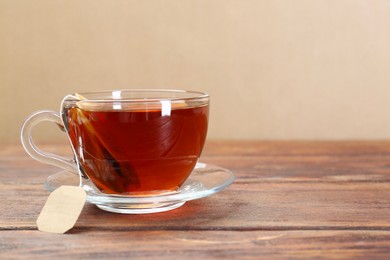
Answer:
[37,185,86,234]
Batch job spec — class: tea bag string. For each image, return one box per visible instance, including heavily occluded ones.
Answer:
[60,94,88,187]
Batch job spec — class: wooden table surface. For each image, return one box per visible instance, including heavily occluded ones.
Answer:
[1,141,390,259]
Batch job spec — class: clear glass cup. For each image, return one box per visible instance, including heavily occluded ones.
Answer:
[21,89,234,214]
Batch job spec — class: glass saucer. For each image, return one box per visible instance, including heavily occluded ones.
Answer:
[45,163,235,214]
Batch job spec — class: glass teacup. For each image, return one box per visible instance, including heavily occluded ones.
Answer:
[21,89,213,213]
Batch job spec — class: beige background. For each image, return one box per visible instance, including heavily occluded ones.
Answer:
[2,0,390,143]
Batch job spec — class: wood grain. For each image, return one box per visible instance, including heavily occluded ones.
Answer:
[1,181,390,230]
[1,230,390,259]
[1,141,390,259]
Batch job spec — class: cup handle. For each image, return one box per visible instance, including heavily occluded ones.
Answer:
[21,110,78,174]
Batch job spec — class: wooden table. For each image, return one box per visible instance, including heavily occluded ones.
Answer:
[1,141,390,259]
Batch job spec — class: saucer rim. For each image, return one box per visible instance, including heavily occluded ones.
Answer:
[44,163,235,205]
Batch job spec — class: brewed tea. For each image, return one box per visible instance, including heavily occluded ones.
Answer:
[63,103,208,195]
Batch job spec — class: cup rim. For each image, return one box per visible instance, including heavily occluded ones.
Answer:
[68,89,209,103]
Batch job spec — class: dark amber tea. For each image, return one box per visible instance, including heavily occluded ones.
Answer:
[63,103,209,195]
